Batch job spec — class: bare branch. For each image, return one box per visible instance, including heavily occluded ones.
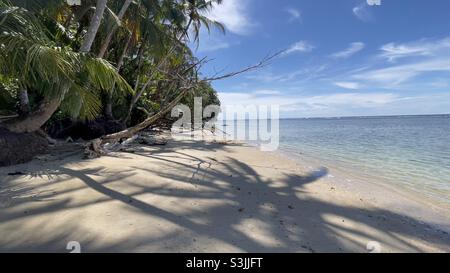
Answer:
[202,51,283,82]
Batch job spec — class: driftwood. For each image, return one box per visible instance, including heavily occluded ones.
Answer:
[84,138,105,159]
[137,135,168,146]
[84,132,168,158]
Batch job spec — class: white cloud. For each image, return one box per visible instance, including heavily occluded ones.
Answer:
[301,93,398,108]
[197,31,230,52]
[352,59,450,85]
[245,70,283,82]
[379,37,450,61]
[208,0,253,35]
[333,37,450,88]
[218,91,296,108]
[252,90,282,96]
[198,41,229,52]
[218,91,398,110]
[246,65,327,83]
[282,41,314,56]
[285,8,302,23]
[353,3,373,22]
[334,82,362,90]
[218,90,450,118]
[331,42,365,59]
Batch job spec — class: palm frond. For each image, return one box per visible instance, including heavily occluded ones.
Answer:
[84,57,134,95]
[8,0,66,14]
[61,82,102,120]
[0,3,134,120]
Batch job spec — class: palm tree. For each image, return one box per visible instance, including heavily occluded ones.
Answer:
[181,0,225,45]
[0,2,132,133]
[119,0,225,123]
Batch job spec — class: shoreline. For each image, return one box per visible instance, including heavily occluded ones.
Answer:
[241,136,450,227]
[1,135,449,252]
[272,147,450,234]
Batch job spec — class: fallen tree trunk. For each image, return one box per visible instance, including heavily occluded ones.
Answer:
[84,52,280,158]
[85,87,190,158]
[104,88,189,142]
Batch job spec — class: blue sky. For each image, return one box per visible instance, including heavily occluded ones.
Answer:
[192,0,450,118]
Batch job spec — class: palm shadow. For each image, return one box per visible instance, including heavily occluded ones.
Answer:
[0,139,449,252]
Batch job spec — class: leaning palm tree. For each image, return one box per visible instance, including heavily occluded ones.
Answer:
[0,2,132,133]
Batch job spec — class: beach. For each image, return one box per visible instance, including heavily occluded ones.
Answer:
[0,134,449,253]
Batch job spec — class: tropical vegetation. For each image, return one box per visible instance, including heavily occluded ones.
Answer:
[0,0,230,165]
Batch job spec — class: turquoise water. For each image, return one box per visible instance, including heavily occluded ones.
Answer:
[220,115,450,204]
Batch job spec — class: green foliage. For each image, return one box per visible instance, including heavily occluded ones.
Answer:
[0,74,17,113]
[7,0,67,14]
[84,57,133,95]
[182,0,225,45]
[0,0,225,133]
[0,2,132,120]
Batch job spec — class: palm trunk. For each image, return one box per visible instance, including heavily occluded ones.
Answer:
[97,0,133,58]
[80,0,108,53]
[123,79,148,124]
[104,93,114,120]
[116,32,132,70]
[4,98,61,133]
[122,44,146,123]
[18,88,30,115]
[74,5,95,40]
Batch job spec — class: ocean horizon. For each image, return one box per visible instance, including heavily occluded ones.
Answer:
[219,113,450,121]
[220,114,450,206]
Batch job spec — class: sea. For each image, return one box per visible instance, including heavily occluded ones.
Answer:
[218,114,450,205]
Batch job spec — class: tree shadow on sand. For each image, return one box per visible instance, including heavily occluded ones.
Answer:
[0,140,449,253]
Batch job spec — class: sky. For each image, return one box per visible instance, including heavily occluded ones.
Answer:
[191,0,450,118]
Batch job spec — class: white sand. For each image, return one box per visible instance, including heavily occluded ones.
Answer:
[0,135,449,253]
